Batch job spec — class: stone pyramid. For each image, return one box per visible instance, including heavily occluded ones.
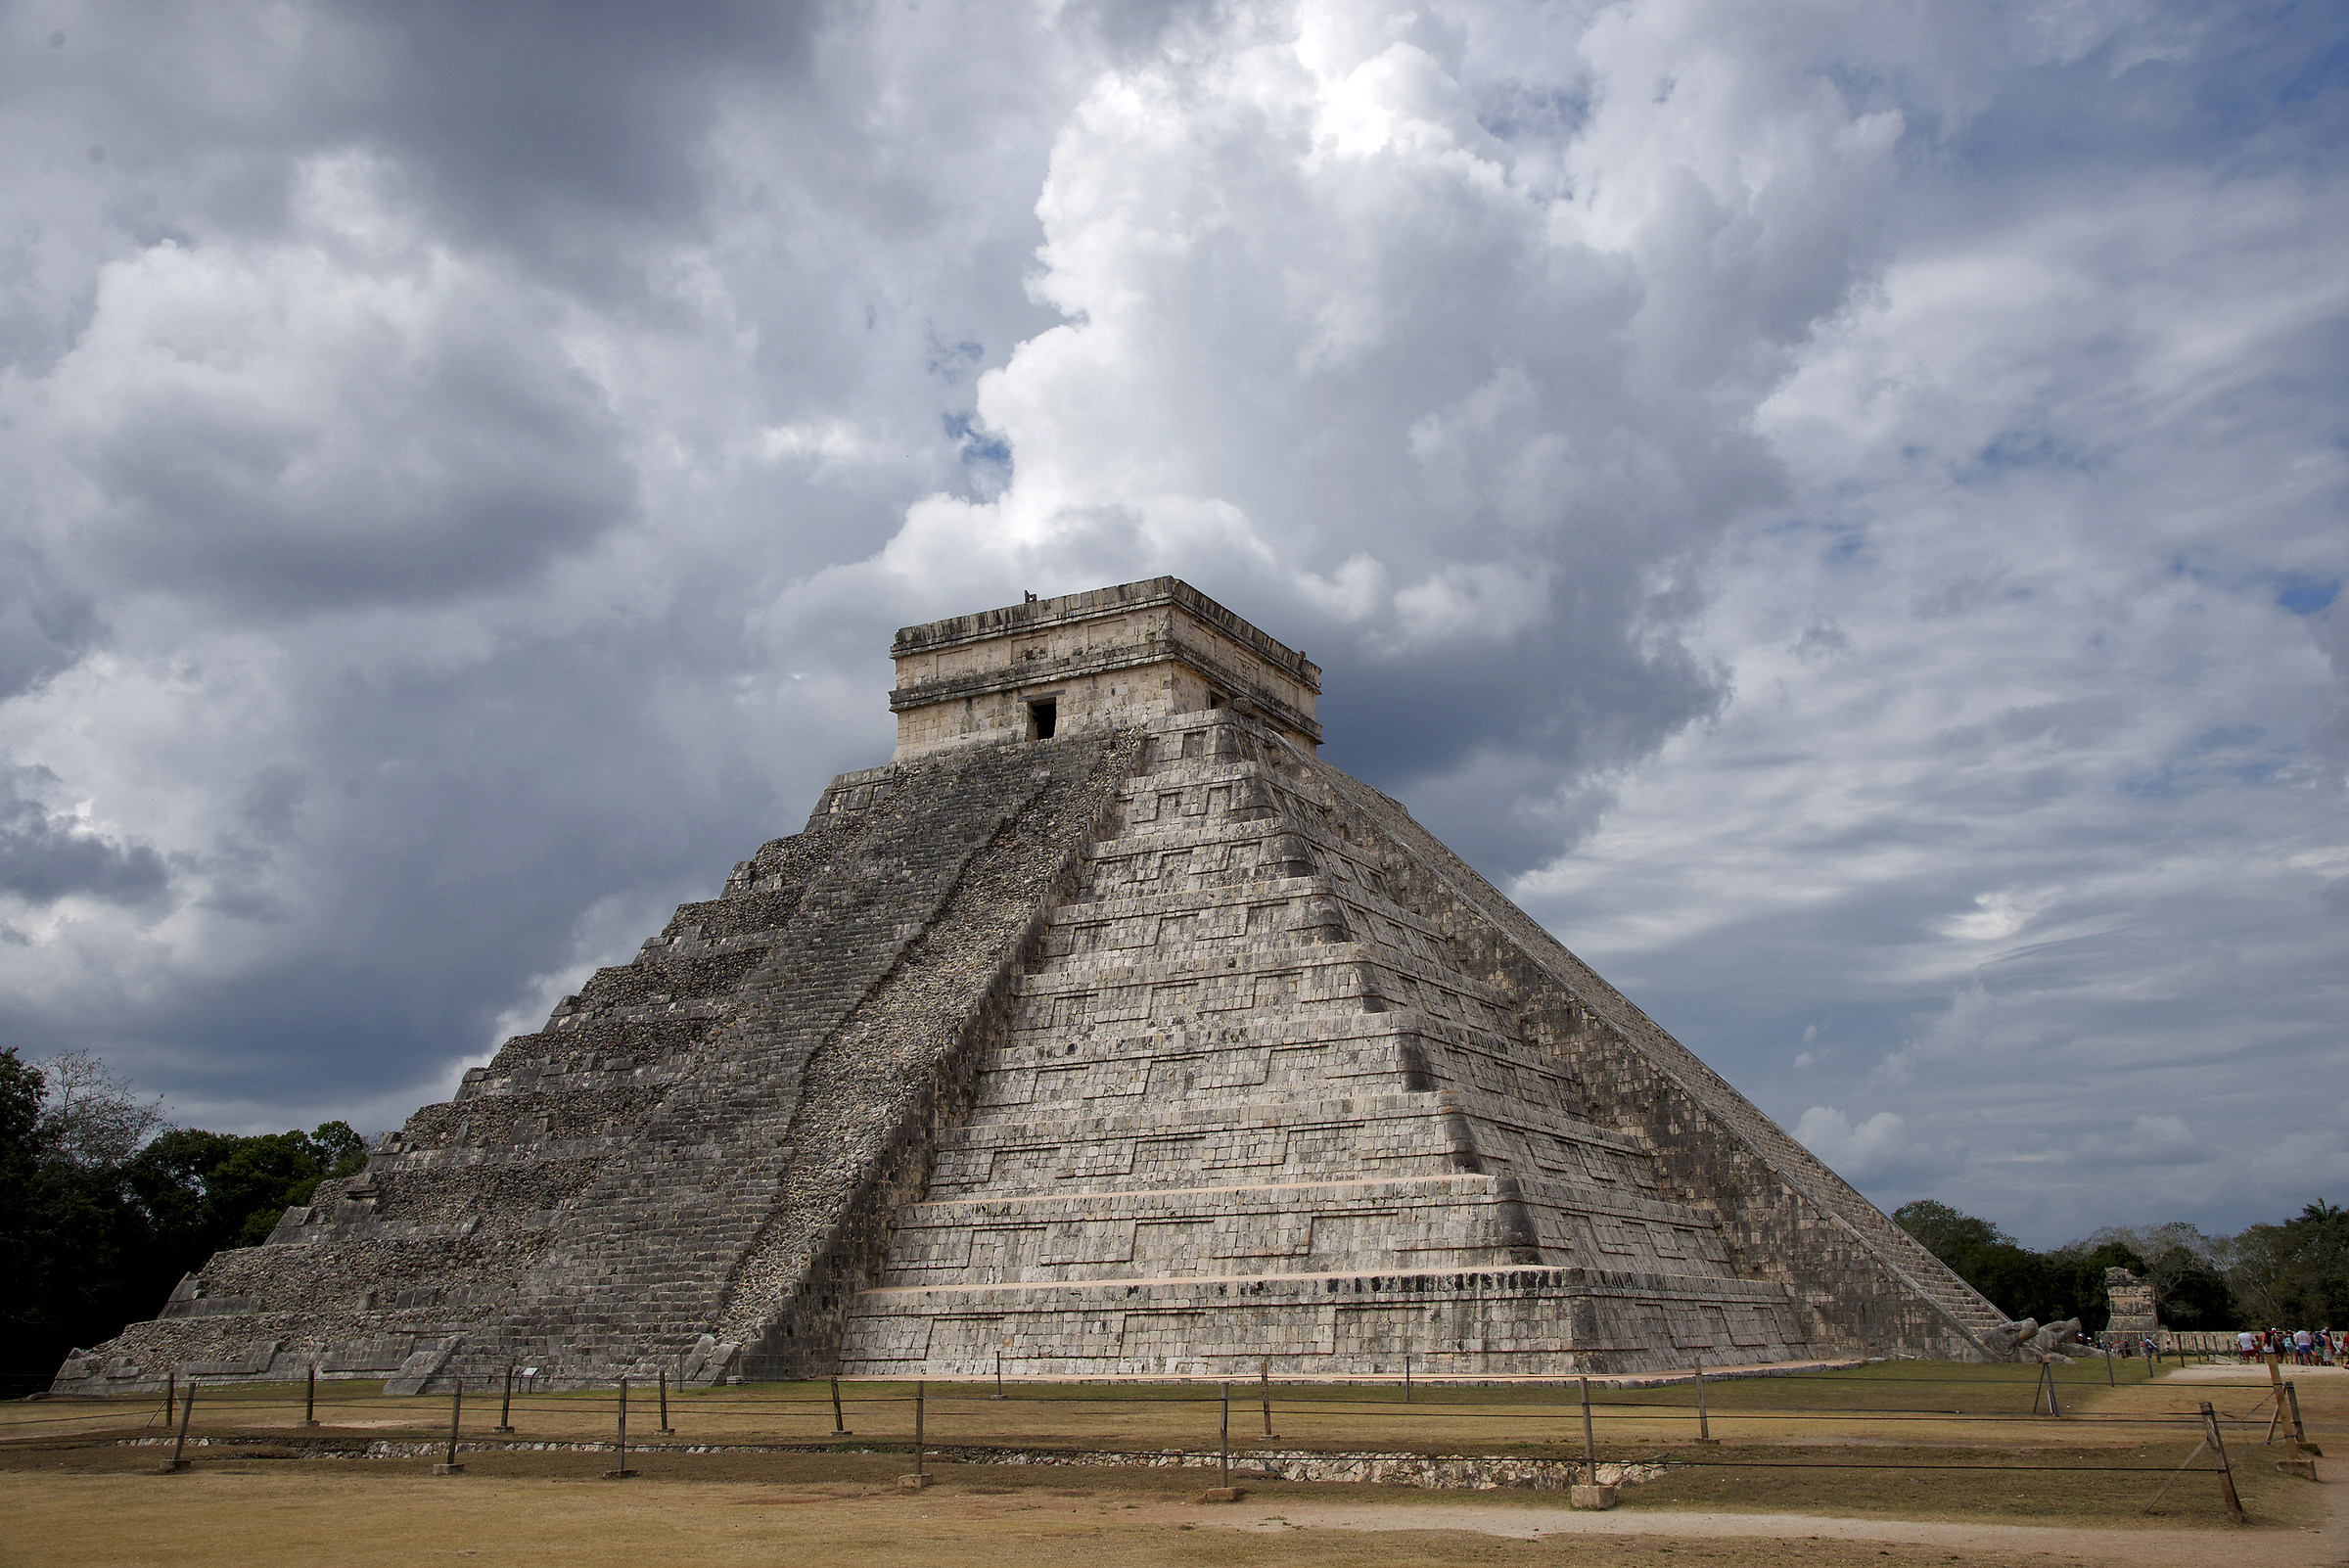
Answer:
[56,578,2001,1396]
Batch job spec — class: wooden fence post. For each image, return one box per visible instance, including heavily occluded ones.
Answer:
[1221,1382,1231,1489]
[159,1374,195,1473]
[897,1381,931,1491]
[2203,1402,2245,1523]
[605,1377,635,1478]
[1579,1375,1597,1484]
[435,1380,465,1474]
[2277,1382,2321,1479]
[2034,1361,2062,1417]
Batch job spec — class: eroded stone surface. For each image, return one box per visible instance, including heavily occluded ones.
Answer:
[2105,1268,2159,1342]
[889,576,1321,760]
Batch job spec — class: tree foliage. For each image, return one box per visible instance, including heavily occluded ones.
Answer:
[1898,1197,2349,1333]
[32,1051,164,1168]
[2065,1222,2237,1328]
[1891,1199,2148,1328]
[2228,1200,2349,1327]
[0,1047,369,1397]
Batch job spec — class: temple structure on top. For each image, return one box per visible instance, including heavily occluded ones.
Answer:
[888,576,1322,759]
[55,579,2003,1396]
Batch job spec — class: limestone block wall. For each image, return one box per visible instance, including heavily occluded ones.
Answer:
[889,578,1321,759]
[888,658,1214,760]
[2104,1268,2158,1337]
[55,804,885,1392]
[714,732,1146,1378]
[846,1267,1800,1380]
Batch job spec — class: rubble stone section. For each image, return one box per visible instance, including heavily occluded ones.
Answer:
[56,576,2001,1395]
[889,577,1321,761]
[834,709,2001,1376]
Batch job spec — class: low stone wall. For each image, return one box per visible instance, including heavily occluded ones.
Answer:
[974,1446,1669,1490]
[116,1434,1668,1491]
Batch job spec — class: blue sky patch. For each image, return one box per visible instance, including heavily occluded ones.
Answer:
[2275,573,2339,615]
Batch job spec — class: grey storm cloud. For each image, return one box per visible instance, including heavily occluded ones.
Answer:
[15,3,823,253]
[0,765,166,906]
[54,262,640,612]
[0,0,2343,1246]
[0,539,100,703]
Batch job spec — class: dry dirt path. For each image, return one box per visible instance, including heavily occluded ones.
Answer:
[1199,1480,2347,1567]
[2167,1361,2347,1382]
[0,1458,2336,1568]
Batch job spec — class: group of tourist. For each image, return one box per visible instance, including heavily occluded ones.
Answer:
[2234,1326,2338,1364]
[2102,1325,2343,1363]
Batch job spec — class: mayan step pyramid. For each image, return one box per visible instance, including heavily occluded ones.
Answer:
[55,578,2002,1395]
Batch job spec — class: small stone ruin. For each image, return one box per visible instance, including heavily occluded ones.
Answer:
[2104,1266,2160,1343]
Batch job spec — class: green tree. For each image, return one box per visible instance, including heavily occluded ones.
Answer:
[1897,1200,2142,1328]
[1893,1200,2007,1260]
[2150,1244,2235,1327]
[2230,1199,2349,1326]
[0,1044,375,1396]
[0,1048,57,1344]
[2063,1222,2239,1328]
[0,1049,149,1397]
[125,1121,369,1260]
[2043,1239,2149,1331]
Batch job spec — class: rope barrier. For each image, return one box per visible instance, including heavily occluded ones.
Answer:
[1,1392,2280,1424]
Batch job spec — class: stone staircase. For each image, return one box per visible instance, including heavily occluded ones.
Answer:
[438,731,1144,1386]
[837,713,1819,1377]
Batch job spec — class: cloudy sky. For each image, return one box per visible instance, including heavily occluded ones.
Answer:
[2,0,2342,1247]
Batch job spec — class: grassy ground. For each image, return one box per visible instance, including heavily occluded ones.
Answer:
[0,1356,2301,1456]
[0,1359,2330,1566]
